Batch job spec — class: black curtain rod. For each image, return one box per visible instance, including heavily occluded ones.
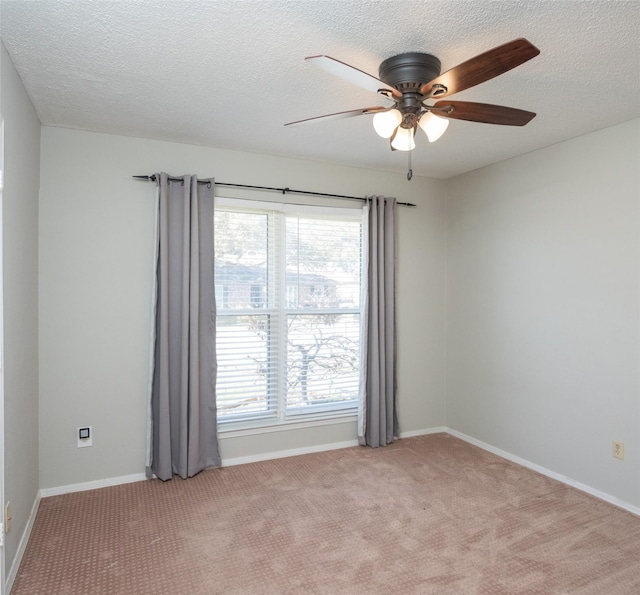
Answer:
[132,175,416,207]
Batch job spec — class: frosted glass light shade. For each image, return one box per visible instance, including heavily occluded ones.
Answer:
[419,112,449,142]
[372,109,402,138]
[390,126,415,151]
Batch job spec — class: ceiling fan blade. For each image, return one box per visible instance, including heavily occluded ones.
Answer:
[284,106,387,127]
[306,55,402,99]
[420,38,540,97]
[433,101,536,125]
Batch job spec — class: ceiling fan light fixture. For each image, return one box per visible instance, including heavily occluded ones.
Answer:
[290,39,540,170]
[372,109,402,138]
[419,112,449,142]
[390,125,416,151]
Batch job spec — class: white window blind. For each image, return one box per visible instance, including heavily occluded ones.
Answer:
[214,199,363,425]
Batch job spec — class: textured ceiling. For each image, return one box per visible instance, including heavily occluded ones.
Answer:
[1,0,639,179]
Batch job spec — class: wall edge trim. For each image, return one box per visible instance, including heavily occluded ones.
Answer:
[40,473,148,498]
[399,427,448,438]
[447,428,640,517]
[5,490,41,594]
[221,439,361,467]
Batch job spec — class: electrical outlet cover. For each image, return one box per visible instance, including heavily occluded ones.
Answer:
[77,426,93,448]
[612,440,624,460]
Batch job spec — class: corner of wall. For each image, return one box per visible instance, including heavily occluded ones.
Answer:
[1,39,42,583]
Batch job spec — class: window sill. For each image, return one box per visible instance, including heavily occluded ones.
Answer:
[217,412,358,439]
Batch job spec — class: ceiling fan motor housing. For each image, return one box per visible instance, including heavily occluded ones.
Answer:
[378,52,441,92]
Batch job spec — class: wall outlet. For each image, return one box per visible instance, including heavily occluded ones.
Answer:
[77,426,93,448]
[612,440,624,460]
[5,502,11,532]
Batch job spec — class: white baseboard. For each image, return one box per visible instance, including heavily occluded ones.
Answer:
[5,490,41,594]
[446,428,640,517]
[36,440,364,498]
[221,426,453,467]
[221,439,360,467]
[400,426,447,438]
[34,426,640,515]
[40,473,148,498]
[220,425,450,466]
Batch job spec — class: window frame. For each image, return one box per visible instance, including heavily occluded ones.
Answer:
[214,197,365,431]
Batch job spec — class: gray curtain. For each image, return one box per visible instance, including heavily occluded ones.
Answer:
[359,195,398,447]
[151,173,221,480]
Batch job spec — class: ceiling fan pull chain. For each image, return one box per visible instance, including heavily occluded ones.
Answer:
[407,149,413,181]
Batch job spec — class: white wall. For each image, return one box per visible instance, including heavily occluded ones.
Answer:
[446,119,640,508]
[0,42,41,576]
[38,126,447,489]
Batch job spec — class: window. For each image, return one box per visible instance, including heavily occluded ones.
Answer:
[214,198,364,426]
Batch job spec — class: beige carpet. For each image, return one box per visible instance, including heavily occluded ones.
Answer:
[11,434,640,594]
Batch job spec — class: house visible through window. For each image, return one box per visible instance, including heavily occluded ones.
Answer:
[214,198,364,426]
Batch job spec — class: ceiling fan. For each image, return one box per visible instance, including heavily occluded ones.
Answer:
[285,38,540,170]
